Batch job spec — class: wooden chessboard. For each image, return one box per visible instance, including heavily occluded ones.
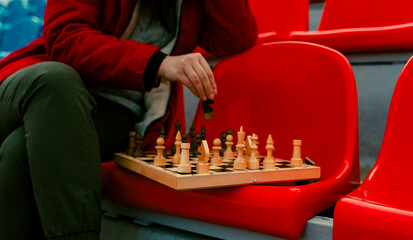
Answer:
[114,152,321,190]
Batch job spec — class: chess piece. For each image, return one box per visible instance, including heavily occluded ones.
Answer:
[200,126,206,140]
[189,125,196,156]
[177,143,191,173]
[181,133,188,143]
[247,142,259,169]
[172,119,181,155]
[202,99,214,120]
[133,133,144,157]
[220,132,227,156]
[233,126,246,170]
[127,131,136,156]
[227,129,235,151]
[195,133,202,156]
[172,131,182,164]
[197,140,210,173]
[211,138,222,165]
[245,135,252,159]
[251,133,260,156]
[290,139,303,167]
[223,134,235,160]
[159,126,167,157]
[263,134,276,169]
[154,137,166,165]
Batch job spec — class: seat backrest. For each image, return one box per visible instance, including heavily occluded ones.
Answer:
[192,42,359,180]
[248,0,309,36]
[318,0,413,30]
[362,57,413,201]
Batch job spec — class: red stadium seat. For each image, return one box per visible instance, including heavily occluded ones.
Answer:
[333,56,413,239]
[248,0,309,43]
[290,0,413,52]
[106,42,360,239]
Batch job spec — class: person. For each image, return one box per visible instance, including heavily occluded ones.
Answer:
[0,0,257,239]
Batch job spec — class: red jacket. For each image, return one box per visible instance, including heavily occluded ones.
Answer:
[0,0,257,148]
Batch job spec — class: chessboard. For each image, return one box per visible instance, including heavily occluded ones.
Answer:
[114,153,320,191]
[114,125,321,190]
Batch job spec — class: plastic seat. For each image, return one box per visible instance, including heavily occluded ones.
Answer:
[249,0,309,43]
[107,42,359,239]
[290,0,413,52]
[0,16,43,54]
[333,56,413,239]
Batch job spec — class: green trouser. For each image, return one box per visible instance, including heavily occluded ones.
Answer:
[0,61,132,240]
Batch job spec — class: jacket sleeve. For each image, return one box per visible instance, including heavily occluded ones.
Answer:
[42,0,158,91]
[200,0,258,57]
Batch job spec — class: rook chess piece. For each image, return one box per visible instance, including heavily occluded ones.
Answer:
[290,139,303,167]
[172,131,182,164]
[177,143,192,173]
[263,134,276,169]
[211,138,222,165]
[154,137,166,165]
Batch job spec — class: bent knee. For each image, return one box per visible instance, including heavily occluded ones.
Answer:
[33,61,84,90]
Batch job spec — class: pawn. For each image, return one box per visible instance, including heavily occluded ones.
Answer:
[177,143,192,173]
[223,134,235,160]
[247,142,259,169]
[154,137,166,165]
[211,138,222,165]
[290,139,303,167]
[172,131,182,164]
[263,134,276,169]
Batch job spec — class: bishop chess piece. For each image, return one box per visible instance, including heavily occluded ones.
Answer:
[172,131,182,164]
[262,134,276,169]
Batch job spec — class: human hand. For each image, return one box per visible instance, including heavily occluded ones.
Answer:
[157,53,217,101]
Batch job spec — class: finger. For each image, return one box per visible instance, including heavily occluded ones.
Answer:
[192,61,215,100]
[198,57,217,95]
[184,65,207,101]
